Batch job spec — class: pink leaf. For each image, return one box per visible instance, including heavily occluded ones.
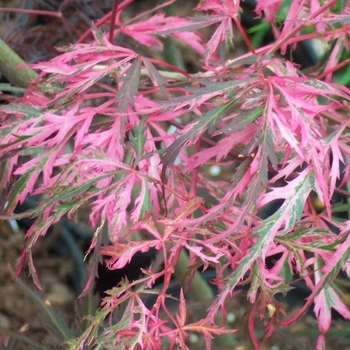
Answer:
[99,240,161,270]
[255,0,282,22]
[314,284,350,333]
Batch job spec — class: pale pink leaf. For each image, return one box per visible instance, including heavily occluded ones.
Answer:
[99,240,161,270]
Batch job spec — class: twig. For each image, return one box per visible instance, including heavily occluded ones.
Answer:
[0,38,38,88]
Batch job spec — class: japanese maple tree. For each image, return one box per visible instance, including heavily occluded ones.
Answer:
[0,0,350,349]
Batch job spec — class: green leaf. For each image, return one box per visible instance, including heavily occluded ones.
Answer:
[0,135,34,150]
[331,202,350,213]
[115,57,141,112]
[142,57,171,99]
[213,169,315,311]
[5,171,33,213]
[162,100,235,180]
[226,113,277,232]
[139,181,150,219]
[0,103,43,119]
[91,22,105,44]
[47,175,110,204]
[216,106,263,134]
[129,117,147,163]
[5,149,52,213]
[158,77,255,113]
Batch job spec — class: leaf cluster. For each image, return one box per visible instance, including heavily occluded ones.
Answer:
[0,0,350,349]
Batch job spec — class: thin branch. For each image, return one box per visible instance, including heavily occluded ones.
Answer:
[0,38,38,88]
[233,15,255,54]
[267,0,337,55]
[189,141,201,198]
[77,0,134,43]
[335,187,350,198]
[316,57,350,80]
[0,7,62,17]
[319,111,350,130]
[109,0,119,43]
[168,119,241,160]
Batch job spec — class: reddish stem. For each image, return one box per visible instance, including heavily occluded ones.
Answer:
[316,57,350,80]
[0,8,62,17]
[233,16,255,54]
[286,25,350,46]
[267,0,337,55]
[148,58,191,78]
[248,302,260,349]
[319,111,350,131]
[77,0,134,43]
[109,0,119,43]
[151,177,189,201]
[335,187,350,198]
[139,87,186,96]
[169,119,242,160]
[77,11,112,43]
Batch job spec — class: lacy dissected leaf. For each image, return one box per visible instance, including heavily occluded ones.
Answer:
[211,167,315,314]
[31,41,138,106]
[221,111,277,234]
[129,117,147,163]
[99,240,161,270]
[130,177,150,223]
[14,198,91,290]
[4,151,53,213]
[161,100,235,181]
[204,18,233,64]
[194,0,241,63]
[255,0,282,22]
[142,57,170,98]
[152,15,223,35]
[314,266,350,333]
[195,0,239,13]
[0,134,34,154]
[180,158,252,234]
[51,60,133,105]
[276,226,339,252]
[186,124,257,171]
[92,282,158,349]
[215,106,264,135]
[119,0,205,53]
[122,9,205,53]
[170,289,235,349]
[182,318,236,336]
[264,66,350,209]
[322,36,344,82]
[322,120,349,196]
[47,178,103,204]
[158,196,204,238]
[115,56,141,112]
[291,3,350,26]
[106,176,137,240]
[122,13,167,50]
[0,103,43,121]
[247,260,286,303]
[158,76,256,112]
[0,104,44,155]
[279,229,350,328]
[185,242,224,266]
